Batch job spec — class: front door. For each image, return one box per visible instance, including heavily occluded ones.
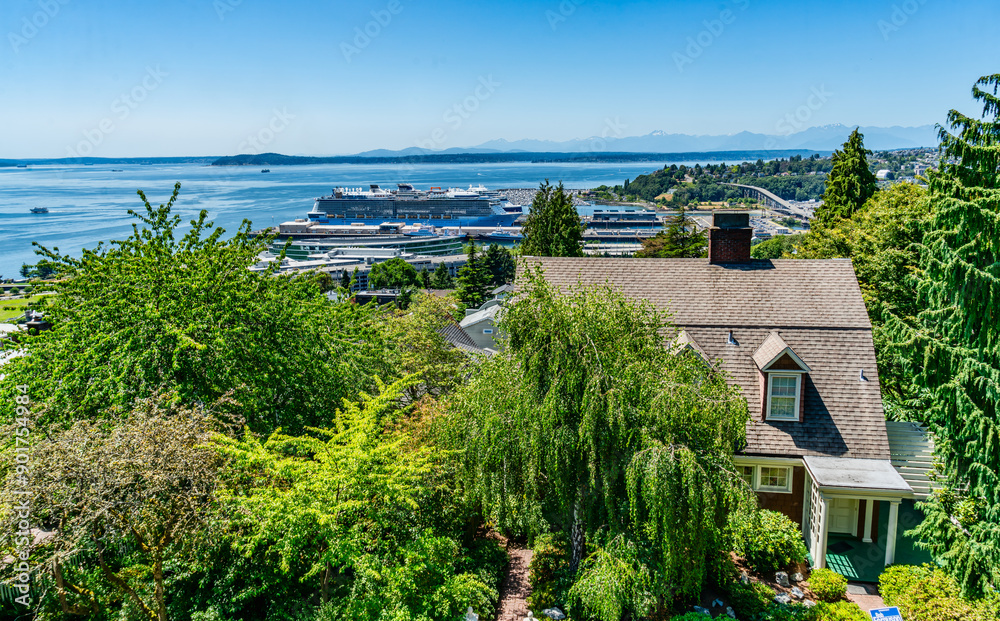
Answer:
[828,498,858,536]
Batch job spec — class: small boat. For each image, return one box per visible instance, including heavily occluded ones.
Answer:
[484,226,523,242]
[30,207,49,214]
[261,169,271,173]
[111,169,124,172]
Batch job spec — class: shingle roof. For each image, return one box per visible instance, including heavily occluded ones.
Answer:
[460,304,501,329]
[439,322,487,355]
[519,257,887,460]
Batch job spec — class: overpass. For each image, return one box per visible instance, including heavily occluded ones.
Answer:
[723,183,793,212]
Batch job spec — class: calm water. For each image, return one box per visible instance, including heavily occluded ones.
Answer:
[0,160,707,276]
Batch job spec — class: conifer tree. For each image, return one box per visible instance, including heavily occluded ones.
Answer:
[481,243,516,287]
[430,262,453,289]
[456,244,491,308]
[888,74,1000,596]
[520,180,584,257]
[418,267,431,289]
[634,204,707,258]
[815,128,878,226]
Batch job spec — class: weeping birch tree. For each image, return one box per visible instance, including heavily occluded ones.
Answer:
[450,267,751,614]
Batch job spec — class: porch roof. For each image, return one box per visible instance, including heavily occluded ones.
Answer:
[803,456,913,495]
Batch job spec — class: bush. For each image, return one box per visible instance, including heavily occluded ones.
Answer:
[806,601,868,621]
[526,533,571,610]
[878,564,986,621]
[10,287,19,295]
[808,568,847,602]
[670,614,714,621]
[726,580,776,619]
[732,509,809,573]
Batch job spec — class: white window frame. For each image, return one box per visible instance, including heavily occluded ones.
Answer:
[757,465,794,493]
[482,328,494,334]
[766,372,803,421]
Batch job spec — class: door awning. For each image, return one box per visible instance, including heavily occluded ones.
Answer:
[803,456,913,496]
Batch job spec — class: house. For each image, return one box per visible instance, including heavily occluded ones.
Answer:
[460,299,502,351]
[522,212,930,581]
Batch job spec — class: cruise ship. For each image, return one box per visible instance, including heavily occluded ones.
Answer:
[307,184,521,228]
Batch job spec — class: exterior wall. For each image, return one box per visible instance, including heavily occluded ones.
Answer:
[464,319,498,350]
[757,466,806,527]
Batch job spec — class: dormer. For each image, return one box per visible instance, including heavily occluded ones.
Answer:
[753,332,810,422]
[671,330,710,366]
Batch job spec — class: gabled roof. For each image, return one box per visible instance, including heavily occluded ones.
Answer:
[519,257,887,460]
[439,322,488,355]
[753,331,810,372]
[672,329,710,363]
[460,303,501,329]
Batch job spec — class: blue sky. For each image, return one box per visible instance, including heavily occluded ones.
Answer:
[1,0,996,157]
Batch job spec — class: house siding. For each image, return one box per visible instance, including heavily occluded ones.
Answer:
[758,466,806,527]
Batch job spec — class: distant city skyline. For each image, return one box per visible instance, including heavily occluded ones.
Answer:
[2,0,997,158]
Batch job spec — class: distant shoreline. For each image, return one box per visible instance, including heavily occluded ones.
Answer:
[1,149,833,168]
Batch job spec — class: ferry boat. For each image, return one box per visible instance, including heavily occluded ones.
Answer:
[482,226,524,243]
[30,206,49,214]
[307,183,520,228]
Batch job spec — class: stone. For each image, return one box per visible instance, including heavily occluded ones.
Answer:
[693,605,711,616]
[712,599,725,608]
[773,594,792,605]
[726,606,737,619]
[791,572,805,583]
[542,608,566,620]
[803,599,817,608]
[790,586,804,600]
[775,571,790,587]
[740,571,750,584]
[464,607,478,621]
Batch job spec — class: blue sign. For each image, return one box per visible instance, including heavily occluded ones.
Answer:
[869,607,903,621]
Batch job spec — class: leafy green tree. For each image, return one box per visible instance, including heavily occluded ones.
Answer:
[887,75,1000,597]
[0,183,390,434]
[815,128,878,226]
[430,262,454,289]
[521,180,584,257]
[418,267,431,288]
[389,293,468,399]
[750,233,804,259]
[456,244,491,308]
[367,257,418,290]
[481,244,516,287]
[19,263,31,279]
[635,205,707,258]
[450,269,751,614]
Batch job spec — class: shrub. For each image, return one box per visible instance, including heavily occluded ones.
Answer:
[808,568,847,602]
[10,287,19,295]
[878,564,984,621]
[526,532,571,610]
[726,580,776,619]
[732,509,809,573]
[670,613,713,621]
[806,601,869,621]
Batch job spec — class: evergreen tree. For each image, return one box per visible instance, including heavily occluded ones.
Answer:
[888,74,1000,597]
[815,128,878,226]
[520,180,584,257]
[430,262,453,289]
[634,205,708,258]
[418,267,431,288]
[481,243,516,287]
[456,244,491,308]
[340,269,351,290]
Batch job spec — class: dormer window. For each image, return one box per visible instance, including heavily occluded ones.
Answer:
[753,332,810,422]
[767,374,801,420]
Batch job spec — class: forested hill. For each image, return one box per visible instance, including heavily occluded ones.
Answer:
[604,155,834,204]
[209,150,822,166]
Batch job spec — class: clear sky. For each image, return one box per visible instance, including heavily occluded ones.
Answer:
[1,0,996,157]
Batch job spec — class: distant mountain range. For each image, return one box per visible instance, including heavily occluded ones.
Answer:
[354,124,938,157]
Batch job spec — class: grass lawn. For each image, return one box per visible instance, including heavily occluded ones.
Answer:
[0,297,33,322]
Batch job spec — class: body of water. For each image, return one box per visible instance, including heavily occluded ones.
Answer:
[0,160,711,276]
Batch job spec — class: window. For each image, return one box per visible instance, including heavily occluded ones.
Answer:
[740,465,755,487]
[759,466,791,491]
[767,374,801,420]
[483,328,494,334]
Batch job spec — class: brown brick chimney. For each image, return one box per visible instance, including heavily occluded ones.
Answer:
[708,211,752,264]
